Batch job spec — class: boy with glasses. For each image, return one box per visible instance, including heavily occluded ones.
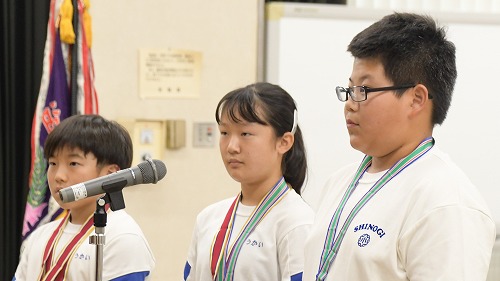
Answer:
[303,12,496,281]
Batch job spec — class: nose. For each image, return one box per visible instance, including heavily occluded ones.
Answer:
[51,165,68,184]
[344,95,359,112]
[226,135,240,154]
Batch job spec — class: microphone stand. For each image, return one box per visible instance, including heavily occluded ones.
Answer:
[89,180,127,281]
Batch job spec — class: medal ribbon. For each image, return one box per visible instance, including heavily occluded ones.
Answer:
[210,177,290,281]
[315,137,434,281]
[210,195,238,279]
[39,205,109,281]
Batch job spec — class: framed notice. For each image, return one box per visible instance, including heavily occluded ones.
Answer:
[139,48,202,98]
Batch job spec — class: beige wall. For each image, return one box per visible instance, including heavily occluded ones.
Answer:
[91,1,260,279]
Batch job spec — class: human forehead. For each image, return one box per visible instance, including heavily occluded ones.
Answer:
[218,116,273,137]
[218,116,262,129]
[48,145,95,161]
[349,57,390,85]
[218,107,267,125]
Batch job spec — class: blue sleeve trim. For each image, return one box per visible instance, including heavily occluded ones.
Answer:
[110,271,150,281]
[184,261,191,280]
[291,272,303,281]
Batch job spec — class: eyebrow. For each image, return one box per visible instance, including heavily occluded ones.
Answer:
[68,153,85,158]
[63,150,86,159]
[349,75,373,85]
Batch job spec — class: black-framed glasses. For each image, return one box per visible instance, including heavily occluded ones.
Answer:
[335,84,417,102]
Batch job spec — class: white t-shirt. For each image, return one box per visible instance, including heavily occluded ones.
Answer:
[15,209,155,281]
[303,146,496,281]
[185,190,314,281]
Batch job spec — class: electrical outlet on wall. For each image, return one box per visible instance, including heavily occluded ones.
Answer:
[193,122,216,147]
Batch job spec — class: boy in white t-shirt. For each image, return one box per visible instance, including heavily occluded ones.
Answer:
[14,114,155,281]
[303,12,496,281]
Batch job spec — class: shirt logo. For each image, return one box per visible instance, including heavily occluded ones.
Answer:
[353,223,386,238]
[353,223,386,247]
[357,234,370,247]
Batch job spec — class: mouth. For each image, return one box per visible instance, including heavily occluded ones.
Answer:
[228,159,243,166]
[346,119,358,127]
[54,185,70,195]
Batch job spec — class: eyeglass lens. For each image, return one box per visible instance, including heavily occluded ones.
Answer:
[336,86,365,102]
[350,87,365,101]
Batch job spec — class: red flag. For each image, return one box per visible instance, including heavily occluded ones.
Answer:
[22,0,98,240]
[75,0,98,115]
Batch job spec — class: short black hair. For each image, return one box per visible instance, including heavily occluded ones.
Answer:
[348,12,457,125]
[44,114,133,169]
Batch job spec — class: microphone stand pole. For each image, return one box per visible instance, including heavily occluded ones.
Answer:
[90,197,107,281]
[89,182,127,281]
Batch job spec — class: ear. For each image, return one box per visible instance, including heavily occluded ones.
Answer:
[96,163,120,177]
[277,132,294,155]
[105,164,120,174]
[409,84,431,115]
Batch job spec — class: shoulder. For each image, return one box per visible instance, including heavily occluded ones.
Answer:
[106,209,144,233]
[102,210,155,278]
[419,146,470,178]
[188,197,238,243]
[280,191,314,218]
[305,161,360,211]
[105,210,153,247]
[410,146,483,197]
[326,162,360,183]
[320,161,360,194]
[271,191,315,234]
[195,197,235,222]
[398,145,493,218]
[23,219,61,243]
[18,220,60,259]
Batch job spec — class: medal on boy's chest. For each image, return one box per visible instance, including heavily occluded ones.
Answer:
[315,137,434,281]
[38,210,97,281]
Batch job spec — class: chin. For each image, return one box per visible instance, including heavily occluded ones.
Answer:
[349,138,369,155]
[228,173,242,183]
[349,136,361,150]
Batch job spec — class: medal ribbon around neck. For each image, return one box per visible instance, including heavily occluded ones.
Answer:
[315,137,434,281]
[39,205,109,281]
[210,177,290,281]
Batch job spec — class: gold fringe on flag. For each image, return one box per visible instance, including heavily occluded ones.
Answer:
[59,0,75,44]
[83,0,92,47]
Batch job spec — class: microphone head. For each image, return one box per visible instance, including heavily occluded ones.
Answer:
[138,159,167,184]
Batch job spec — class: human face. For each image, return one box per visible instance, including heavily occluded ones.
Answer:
[47,146,112,213]
[344,57,413,158]
[218,111,284,189]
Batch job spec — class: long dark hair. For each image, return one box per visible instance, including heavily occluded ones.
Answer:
[215,82,307,194]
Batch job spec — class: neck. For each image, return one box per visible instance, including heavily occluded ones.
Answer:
[69,203,96,225]
[368,136,431,173]
[240,176,282,206]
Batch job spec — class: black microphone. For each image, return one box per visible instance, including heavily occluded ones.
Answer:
[59,159,167,203]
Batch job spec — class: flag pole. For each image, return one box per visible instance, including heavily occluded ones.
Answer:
[70,0,79,115]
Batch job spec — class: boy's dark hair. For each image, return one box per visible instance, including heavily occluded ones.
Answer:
[347,12,457,125]
[215,82,307,194]
[44,114,133,169]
